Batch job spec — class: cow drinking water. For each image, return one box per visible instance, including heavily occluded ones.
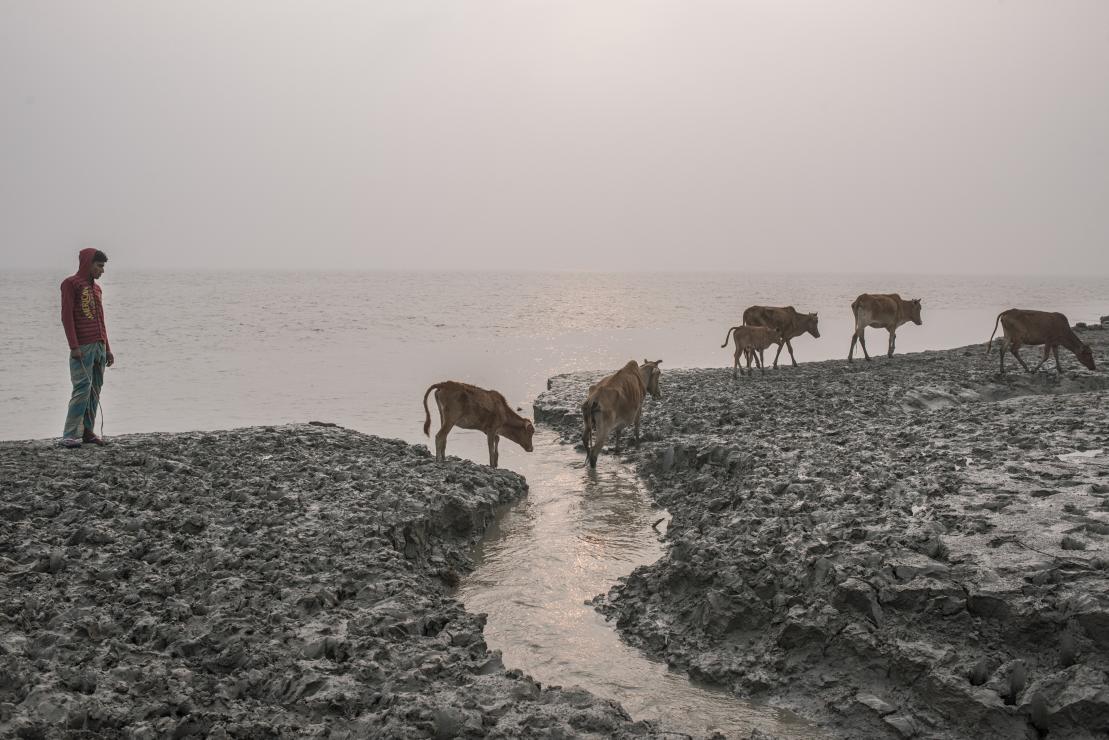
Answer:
[422,381,535,468]
[848,293,922,361]
[581,360,661,467]
[986,309,1096,374]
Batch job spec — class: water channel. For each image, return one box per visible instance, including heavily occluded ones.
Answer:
[457,432,818,738]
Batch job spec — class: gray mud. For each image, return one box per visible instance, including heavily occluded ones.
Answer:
[535,329,1109,739]
[0,424,666,738]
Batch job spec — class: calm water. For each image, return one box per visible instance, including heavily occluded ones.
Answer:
[3,269,1106,448]
[3,269,1105,737]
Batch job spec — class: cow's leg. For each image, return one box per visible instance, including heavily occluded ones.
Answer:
[772,341,786,369]
[887,329,896,358]
[734,349,741,379]
[633,407,642,444]
[999,337,1006,374]
[435,423,453,462]
[848,331,858,362]
[1053,345,1064,374]
[858,326,871,361]
[786,339,798,367]
[1010,343,1032,373]
[585,419,612,465]
[487,433,499,468]
[759,348,766,373]
[1032,345,1051,373]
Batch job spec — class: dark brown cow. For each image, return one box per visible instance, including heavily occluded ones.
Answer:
[581,360,660,467]
[848,293,923,361]
[987,309,1096,374]
[742,305,820,367]
[721,325,778,377]
[423,381,535,468]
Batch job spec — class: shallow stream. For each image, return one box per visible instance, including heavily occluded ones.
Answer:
[457,432,817,738]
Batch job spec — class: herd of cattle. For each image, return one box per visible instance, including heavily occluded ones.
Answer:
[423,294,1100,468]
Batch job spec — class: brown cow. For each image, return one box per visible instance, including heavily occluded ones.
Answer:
[721,325,778,377]
[742,306,820,367]
[423,381,535,468]
[581,360,661,467]
[848,293,922,361]
[986,309,1096,374]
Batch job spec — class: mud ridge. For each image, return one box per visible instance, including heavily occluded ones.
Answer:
[535,330,1109,739]
[0,424,668,739]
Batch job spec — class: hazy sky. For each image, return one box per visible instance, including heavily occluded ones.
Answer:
[2,2,1108,274]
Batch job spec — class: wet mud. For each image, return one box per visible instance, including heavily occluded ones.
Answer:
[0,425,666,738]
[535,328,1109,739]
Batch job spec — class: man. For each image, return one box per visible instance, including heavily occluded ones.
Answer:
[60,248,114,448]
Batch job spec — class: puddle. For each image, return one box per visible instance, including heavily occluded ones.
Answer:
[1058,449,1105,462]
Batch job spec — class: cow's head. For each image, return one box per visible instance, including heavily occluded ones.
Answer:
[907,299,923,325]
[640,359,663,399]
[519,419,535,452]
[1076,344,1097,371]
[805,312,820,338]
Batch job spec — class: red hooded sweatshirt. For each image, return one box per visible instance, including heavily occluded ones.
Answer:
[61,248,110,352]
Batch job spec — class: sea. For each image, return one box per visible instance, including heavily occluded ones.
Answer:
[3,270,1106,453]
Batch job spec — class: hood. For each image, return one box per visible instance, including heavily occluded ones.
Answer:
[77,248,97,280]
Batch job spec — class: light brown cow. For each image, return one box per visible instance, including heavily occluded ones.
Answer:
[581,360,661,467]
[423,381,535,468]
[987,309,1096,374]
[848,293,923,361]
[721,325,779,377]
[742,305,821,367]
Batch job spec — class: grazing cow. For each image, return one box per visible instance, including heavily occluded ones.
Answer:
[581,360,661,467]
[423,381,535,468]
[848,293,923,361]
[987,309,1096,374]
[721,325,779,377]
[742,306,821,367]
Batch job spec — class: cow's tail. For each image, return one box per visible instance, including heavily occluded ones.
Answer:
[721,326,742,348]
[422,383,442,436]
[986,312,1004,355]
[582,398,600,449]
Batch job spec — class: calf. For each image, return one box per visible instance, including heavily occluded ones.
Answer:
[581,360,660,467]
[987,309,1096,374]
[742,305,820,367]
[848,293,922,361]
[722,325,779,377]
[423,381,535,468]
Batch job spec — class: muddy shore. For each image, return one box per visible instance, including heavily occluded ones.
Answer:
[0,425,667,739]
[535,329,1109,739]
